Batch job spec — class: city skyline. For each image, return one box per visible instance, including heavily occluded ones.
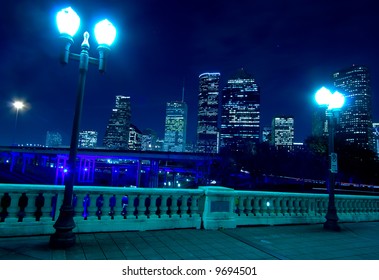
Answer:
[1,0,378,146]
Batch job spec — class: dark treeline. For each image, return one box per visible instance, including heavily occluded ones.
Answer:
[211,136,379,190]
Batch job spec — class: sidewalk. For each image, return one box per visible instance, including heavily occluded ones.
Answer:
[0,222,378,260]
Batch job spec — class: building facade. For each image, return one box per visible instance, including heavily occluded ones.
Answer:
[220,69,260,153]
[333,65,373,150]
[45,131,62,147]
[78,130,98,148]
[196,72,220,153]
[128,124,142,151]
[373,123,379,156]
[103,95,131,149]
[163,101,188,152]
[271,116,294,149]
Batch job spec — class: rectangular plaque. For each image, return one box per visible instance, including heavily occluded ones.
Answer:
[210,201,230,212]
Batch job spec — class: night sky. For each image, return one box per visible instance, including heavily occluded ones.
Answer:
[1,0,378,146]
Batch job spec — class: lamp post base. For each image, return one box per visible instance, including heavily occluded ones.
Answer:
[49,205,76,248]
[323,218,341,232]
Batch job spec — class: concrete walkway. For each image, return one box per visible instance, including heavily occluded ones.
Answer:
[0,222,378,260]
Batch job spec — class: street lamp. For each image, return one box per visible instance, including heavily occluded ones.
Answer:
[315,86,345,231]
[12,100,25,145]
[50,7,116,248]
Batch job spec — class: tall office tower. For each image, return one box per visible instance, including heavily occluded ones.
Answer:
[141,128,159,151]
[163,101,188,152]
[45,131,62,147]
[78,130,98,148]
[373,123,379,156]
[262,126,272,143]
[196,72,220,153]
[312,106,328,137]
[220,69,260,152]
[103,95,131,149]
[271,116,294,149]
[128,124,142,150]
[333,65,373,150]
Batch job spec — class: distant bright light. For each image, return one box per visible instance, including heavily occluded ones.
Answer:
[13,101,25,110]
[315,87,345,110]
[266,201,270,207]
[56,7,80,37]
[94,19,116,46]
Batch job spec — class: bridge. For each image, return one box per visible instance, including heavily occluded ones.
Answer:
[0,146,219,187]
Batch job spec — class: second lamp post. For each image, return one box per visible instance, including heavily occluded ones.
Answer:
[315,86,345,231]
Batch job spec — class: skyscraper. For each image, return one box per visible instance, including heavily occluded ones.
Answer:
[333,65,373,150]
[220,69,260,152]
[163,101,188,152]
[128,124,142,150]
[373,123,379,156]
[103,95,131,149]
[45,131,62,147]
[271,116,294,149]
[196,72,220,153]
[78,130,98,148]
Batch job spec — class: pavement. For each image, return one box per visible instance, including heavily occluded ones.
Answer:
[0,222,378,260]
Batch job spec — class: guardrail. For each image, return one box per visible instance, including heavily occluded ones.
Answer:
[0,184,378,236]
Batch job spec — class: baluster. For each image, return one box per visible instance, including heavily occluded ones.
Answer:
[272,198,280,216]
[95,194,104,220]
[177,194,185,218]
[260,198,268,216]
[190,195,200,218]
[288,198,295,216]
[266,198,273,216]
[82,194,91,220]
[170,195,179,218]
[0,193,12,222]
[126,194,137,219]
[160,194,169,218]
[347,199,353,215]
[6,192,19,223]
[120,195,128,218]
[87,193,98,221]
[149,194,160,219]
[301,199,308,216]
[293,199,301,216]
[108,194,116,219]
[281,198,289,216]
[17,193,29,222]
[236,196,244,216]
[244,196,253,216]
[34,193,45,221]
[112,194,122,219]
[252,197,260,216]
[136,194,148,219]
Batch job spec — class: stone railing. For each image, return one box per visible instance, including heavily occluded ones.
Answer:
[0,184,378,237]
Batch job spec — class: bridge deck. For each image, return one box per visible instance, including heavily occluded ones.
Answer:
[1,222,378,260]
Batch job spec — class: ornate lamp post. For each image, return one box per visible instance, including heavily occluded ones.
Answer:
[12,100,25,145]
[315,86,345,231]
[50,7,116,248]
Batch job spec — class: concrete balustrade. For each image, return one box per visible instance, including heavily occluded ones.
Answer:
[0,184,378,236]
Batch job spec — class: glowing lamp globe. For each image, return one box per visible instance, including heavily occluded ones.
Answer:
[94,19,116,46]
[13,101,24,110]
[328,91,345,110]
[56,7,80,37]
[315,87,332,106]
